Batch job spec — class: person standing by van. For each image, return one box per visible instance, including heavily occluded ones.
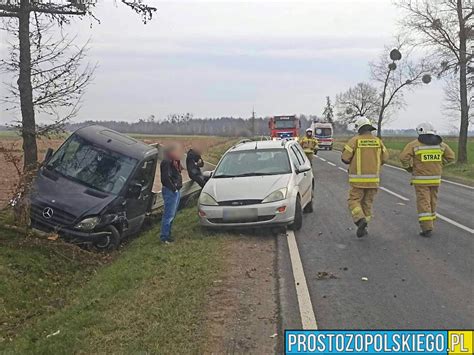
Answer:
[160,143,183,244]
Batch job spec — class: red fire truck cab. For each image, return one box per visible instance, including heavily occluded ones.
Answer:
[268,115,300,140]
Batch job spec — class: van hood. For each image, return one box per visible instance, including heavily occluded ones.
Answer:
[203,174,291,202]
[30,168,118,223]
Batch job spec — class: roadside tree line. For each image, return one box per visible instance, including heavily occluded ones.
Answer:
[65,115,323,137]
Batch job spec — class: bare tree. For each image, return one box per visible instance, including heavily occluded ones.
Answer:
[370,44,433,137]
[0,0,157,171]
[335,82,380,124]
[397,0,473,163]
[1,18,95,137]
[443,73,473,122]
[167,113,194,125]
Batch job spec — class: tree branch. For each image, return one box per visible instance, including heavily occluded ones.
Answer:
[0,11,19,17]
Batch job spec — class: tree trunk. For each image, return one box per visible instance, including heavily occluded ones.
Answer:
[377,68,391,139]
[456,0,469,164]
[18,0,38,171]
[377,108,384,138]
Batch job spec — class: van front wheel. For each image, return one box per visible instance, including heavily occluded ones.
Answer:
[93,225,120,252]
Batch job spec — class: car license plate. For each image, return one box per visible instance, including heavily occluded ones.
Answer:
[223,208,258,222]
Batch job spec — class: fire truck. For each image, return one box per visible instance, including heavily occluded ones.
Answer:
[268,115,300,140]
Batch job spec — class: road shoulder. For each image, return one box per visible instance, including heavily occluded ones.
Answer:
[203,232,278,354]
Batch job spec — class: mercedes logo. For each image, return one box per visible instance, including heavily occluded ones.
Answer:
[42,207,54,219]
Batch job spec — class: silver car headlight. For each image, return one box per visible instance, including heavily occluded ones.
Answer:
[199,192,218,206]
[262,188,287,203]
[75,216,100,231]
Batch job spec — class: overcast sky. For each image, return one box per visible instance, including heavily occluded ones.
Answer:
[0,0,456,131]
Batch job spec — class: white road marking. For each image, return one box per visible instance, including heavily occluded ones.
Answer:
[386,164,474,190]
[379,187,410,201]
[385,164,407,172]
[327,162,336,167]
[436,214,474,234]
[319,157,327,162]
[441,179,474,190]
[338,167,347,172]
[286,230,318,329]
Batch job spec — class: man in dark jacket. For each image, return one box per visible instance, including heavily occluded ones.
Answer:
[160,143,183,243]
[186,148,208,188]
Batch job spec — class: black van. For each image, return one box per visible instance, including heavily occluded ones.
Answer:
[30,125,159,250]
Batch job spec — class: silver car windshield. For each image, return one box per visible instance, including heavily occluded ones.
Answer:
[213,149,291,178]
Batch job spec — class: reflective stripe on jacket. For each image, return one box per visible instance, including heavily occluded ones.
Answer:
[399,140,455,187]
[341,133,389,188]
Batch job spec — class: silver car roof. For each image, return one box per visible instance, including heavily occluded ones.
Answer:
[229,140,295,152]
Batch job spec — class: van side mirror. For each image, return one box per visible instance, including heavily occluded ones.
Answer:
[126,183,142,199]
[44,148,54,163]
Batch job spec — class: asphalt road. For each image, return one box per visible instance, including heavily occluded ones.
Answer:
[279,150,473,332]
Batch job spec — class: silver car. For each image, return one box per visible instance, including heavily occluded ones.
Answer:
[198,140,314,230]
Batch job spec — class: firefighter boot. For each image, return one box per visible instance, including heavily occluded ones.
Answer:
[356,218,368,238]
[420,230,433,238]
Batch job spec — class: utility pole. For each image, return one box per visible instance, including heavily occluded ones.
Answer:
[251,107,256,137]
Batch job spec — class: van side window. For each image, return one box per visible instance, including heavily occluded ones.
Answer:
[132,159,155,189]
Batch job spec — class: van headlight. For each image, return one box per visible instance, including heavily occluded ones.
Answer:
[199,192,218,206]
[262,188,287,203]
[75,216,100,231]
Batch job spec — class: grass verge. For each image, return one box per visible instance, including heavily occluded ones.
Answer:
[0,138,240,353]
[1,207,227,353]
[334,137,474,185]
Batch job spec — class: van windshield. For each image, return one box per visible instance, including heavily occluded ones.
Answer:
[46,135,137,194]
[214,149,291,178]
[314,127,332,137]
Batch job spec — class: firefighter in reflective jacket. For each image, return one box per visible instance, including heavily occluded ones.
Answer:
[399,122,455,237]
[341,117,389,238]
[300,128,319,163]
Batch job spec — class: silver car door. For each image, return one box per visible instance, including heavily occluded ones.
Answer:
[289,145,311,205]
[292,144,313,205]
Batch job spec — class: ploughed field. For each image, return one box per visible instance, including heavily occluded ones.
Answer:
[0,134,228,207]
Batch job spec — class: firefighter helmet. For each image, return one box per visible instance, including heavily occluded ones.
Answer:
[416,122,436,135]
[354,116,376,131]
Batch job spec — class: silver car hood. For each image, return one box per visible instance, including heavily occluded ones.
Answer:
[204,174,291,202]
